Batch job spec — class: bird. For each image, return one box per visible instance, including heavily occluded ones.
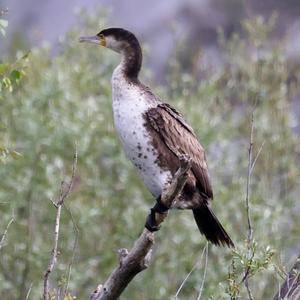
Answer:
[80,28,234,248]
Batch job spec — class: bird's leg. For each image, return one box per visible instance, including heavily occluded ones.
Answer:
[145,196,169,232]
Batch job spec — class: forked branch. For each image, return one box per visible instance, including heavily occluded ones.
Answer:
[43,150,78,300]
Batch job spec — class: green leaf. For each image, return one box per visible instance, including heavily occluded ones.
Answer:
[2,76,13,92]
[10,150,22,159]
[0,145,8,151]
[0,147,9,156]
[10,69,23,82]
[2,76,11,88]
[0,63,9,74]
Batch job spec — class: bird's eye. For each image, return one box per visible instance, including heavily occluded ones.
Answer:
[98,34,105,39]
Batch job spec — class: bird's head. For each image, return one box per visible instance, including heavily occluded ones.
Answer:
[80,27,142,79]
[79,27,140,54]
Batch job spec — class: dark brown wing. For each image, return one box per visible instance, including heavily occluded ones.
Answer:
[145,103,213,199]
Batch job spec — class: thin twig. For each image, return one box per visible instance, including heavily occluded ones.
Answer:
[0,216,15,251]
[245,113,254,244]
[196,243,209,300]
[243,249,255,300]
[241,250,255,283]
[243,113,254,300]
[63,204,79,298]
[174,242,208,299]
[59,148,78,205]
[250,141,265,175]
[25,283,33,300]
[43,201,63,300]
[43,149,78,300]
[241,115,265,296]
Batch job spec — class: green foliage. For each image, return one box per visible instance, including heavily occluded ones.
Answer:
[0,56,27,93]
[0,10,299,300]
[0,16,27,162]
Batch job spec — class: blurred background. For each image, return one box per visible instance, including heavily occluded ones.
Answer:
[3,0,300,79]
[0,1,300,299]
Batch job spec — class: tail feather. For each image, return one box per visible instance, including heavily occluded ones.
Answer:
[193,205,234,248]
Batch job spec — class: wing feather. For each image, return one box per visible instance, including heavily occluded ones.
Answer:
[145,103,213,199]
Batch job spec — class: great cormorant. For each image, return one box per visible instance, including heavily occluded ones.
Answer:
[80,28,234,247]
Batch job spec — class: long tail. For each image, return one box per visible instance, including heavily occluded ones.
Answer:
[192,205,234,248]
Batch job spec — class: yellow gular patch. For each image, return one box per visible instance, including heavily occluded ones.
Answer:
[100,36,106,47]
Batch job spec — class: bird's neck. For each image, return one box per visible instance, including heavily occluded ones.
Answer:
[118,43,142,81]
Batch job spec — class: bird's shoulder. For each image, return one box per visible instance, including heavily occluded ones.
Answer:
[145,102,204,158]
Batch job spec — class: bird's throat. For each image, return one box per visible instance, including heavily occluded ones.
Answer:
[120,44,142,81]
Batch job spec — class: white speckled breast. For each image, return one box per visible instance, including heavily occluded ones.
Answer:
[111,65,172,197]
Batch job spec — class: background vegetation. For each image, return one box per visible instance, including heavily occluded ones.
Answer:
[0,9,299,300]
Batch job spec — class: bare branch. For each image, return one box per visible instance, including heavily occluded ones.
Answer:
[0,215,15,251]
[243,113,255,300]
[245,113,254,245]
[90,155,192,300]
[273,255,300,300]
[25,283,33,300]
[175,242,208,299]
[43,201,62,300]
[250,141,265,175]
[162,154,192,207]
[244,270,254,300]
[43,149,78,300]
[59,149,78,205]
[63,204,79,298]
[196,243,209,300]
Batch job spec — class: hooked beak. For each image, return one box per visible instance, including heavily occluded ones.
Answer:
[79,35,106,46]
